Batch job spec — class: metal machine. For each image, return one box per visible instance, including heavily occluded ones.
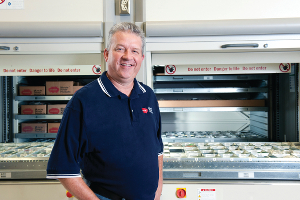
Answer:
[1,18,300,200]
[144,19,300,199]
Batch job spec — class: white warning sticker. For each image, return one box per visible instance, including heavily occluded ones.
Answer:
[197,189,216,200]
[238,172,255,178]
[0,172,12,179]
[0,0,24,9]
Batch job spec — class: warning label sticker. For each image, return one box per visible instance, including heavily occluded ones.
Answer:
[197,189,216,200]
[0,0,24,9]
[0,65,101,76]
[164,63,291,75]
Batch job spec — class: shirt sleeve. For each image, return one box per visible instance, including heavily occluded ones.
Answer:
[46,100,88,179]
[157,104,164,156]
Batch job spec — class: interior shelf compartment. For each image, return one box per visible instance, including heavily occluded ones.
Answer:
[158,100,265,107]
[15,96,73,101]
[15,133,57,139]
[162,142,300,180]
[154,88,268,93]
[154,74,269,82]
[15,115,63,120]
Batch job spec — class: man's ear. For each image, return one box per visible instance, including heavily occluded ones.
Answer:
[104,48,109,62]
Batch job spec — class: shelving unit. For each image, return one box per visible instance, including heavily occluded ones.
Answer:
[153,67,269,142]
[10,75,98,143]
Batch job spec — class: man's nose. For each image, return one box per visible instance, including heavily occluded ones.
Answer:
[122,50,133,60]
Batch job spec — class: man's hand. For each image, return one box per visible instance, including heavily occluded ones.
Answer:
[58,177,100,200]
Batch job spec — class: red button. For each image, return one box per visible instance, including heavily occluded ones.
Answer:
[66,191,73,198]
[176,188,186,198]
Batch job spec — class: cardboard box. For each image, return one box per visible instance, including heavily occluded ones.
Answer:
[73,86,84,94]
[46,81,73,95]
[21,105,46,115]
[19,86,45,96]
[21,123,47,133]
[48,123,60,133]
[47,104,67,114]
[157,100,265,107]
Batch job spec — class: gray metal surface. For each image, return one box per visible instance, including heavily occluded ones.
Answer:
[15,134,57,139]
[162,138,268,143]
[159,107,268,112]
[1,142,300,180]
[163,142,300,180]
[15,115,63,120]
[0,21,103,37]
[15,96,72,101]
[154,75,268,82]
[145,18,300,37]
[154,88,268,94]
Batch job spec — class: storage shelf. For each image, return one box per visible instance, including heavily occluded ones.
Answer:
[154,88,268,94]
[15,133,57,139]
[15,115,63,120]
[15,96,72,101]
[159,107,268,112]
[154,75,268,82]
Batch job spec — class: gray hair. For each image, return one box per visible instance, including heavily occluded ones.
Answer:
[107,22,145,55]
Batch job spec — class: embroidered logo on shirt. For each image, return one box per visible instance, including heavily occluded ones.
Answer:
[148,107,153,114]
[142,107,153,114]
[142,108,148,113]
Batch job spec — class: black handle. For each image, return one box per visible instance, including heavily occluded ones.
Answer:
[221,43,259,48]
[173,77,183,79]
[0,46,10,50]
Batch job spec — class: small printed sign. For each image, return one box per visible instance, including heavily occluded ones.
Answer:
[279,63,291,72]
[238,172,255,178]
[165,65,176,74]
[0,0,24,9]
[198,189,216,200]
[0,172,12,179]
[164,64,291,75]
[92,65,102,75]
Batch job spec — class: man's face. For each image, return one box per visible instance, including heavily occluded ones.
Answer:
[104,31,144,84]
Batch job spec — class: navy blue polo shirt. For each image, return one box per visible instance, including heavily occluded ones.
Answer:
[47,71,163,200]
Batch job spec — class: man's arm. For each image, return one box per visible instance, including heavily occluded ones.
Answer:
[155,155,163,200]
[58,177,100,200]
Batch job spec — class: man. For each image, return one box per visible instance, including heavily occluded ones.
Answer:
[47,22,163,200]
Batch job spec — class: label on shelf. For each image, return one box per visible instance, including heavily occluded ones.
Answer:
[0,172,11,179]
[164,63,291,75]
[0,65,101,76]
[238,172,254,178]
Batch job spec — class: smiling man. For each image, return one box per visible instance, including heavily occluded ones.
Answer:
[47,22,163,200]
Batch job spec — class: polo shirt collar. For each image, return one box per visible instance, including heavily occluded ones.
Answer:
[97,71,146,98]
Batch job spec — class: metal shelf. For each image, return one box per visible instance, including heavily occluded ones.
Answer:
[15,96,72,101]
[154,75,268,82]
[159,107,268,112]
[162,138,268,143]
[15,133,57,139]
[15,115,63,120]
[155,88,268,94]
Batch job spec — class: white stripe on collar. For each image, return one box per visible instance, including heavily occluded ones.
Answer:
[137,81,146,93]
[97,78,111,97]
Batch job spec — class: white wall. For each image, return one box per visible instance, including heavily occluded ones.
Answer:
[145,0,300,21]
[0,0,103,22]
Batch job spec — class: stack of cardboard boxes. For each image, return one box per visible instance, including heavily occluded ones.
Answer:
[19,81,83,134]
[19,81,83,96]
[21,123,61,134]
